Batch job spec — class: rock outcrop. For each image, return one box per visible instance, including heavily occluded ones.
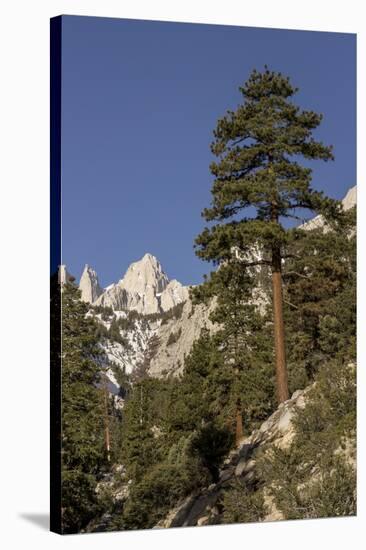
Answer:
[92,293,213,381]
[160,280,190,312]
[79,264,103,303]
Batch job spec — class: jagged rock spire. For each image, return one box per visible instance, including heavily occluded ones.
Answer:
[79,264,103,303]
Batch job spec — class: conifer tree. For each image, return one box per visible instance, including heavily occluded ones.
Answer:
[166,329,224,434]
[121,379,161,481]
[61,283,106,533]
[193,262,274,444]
[283,207,356,388]
[195,67,338,403]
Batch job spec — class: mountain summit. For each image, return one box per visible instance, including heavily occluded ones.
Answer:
[80,253,189,315]
[121,253,169,296]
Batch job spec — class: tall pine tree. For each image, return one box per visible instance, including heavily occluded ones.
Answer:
[283,207,356,389]
[195,67,338,403]
[192,262,274,445]
[61,283,106,533]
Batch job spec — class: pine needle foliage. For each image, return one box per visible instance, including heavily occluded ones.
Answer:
[195,67,340,403]
[61,284,107,533]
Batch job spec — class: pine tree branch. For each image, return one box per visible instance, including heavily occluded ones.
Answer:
[284,299,299,309]
[283,271,311,279]
[241,259,271,268]
[230,135,250,147]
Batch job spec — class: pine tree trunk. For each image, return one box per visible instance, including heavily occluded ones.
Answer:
[235,400,244,447]
[103,381,111,462]
[271,244,289,403]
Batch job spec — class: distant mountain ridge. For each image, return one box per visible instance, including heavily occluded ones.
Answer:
[79,252,189,315]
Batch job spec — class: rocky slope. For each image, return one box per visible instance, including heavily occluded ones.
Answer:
[77,253,209,385]
[87,359,355,532]
[154,358,356,528]
[149,300,216,377]
[92,311,160,376]
[89,298,214,384]
[155,387,310,527]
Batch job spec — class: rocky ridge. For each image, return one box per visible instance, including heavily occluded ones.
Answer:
[82,253,189,315]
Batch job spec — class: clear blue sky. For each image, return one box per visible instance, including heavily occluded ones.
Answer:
[60,15,356,287]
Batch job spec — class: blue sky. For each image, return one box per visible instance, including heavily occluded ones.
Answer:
[61,16,356,287]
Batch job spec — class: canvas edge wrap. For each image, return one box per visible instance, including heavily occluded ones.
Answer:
[50,15,62,535]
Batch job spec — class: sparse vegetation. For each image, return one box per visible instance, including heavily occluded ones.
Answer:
[160,301,185,324]
[222,479,265,524]
[256,360,356,520]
